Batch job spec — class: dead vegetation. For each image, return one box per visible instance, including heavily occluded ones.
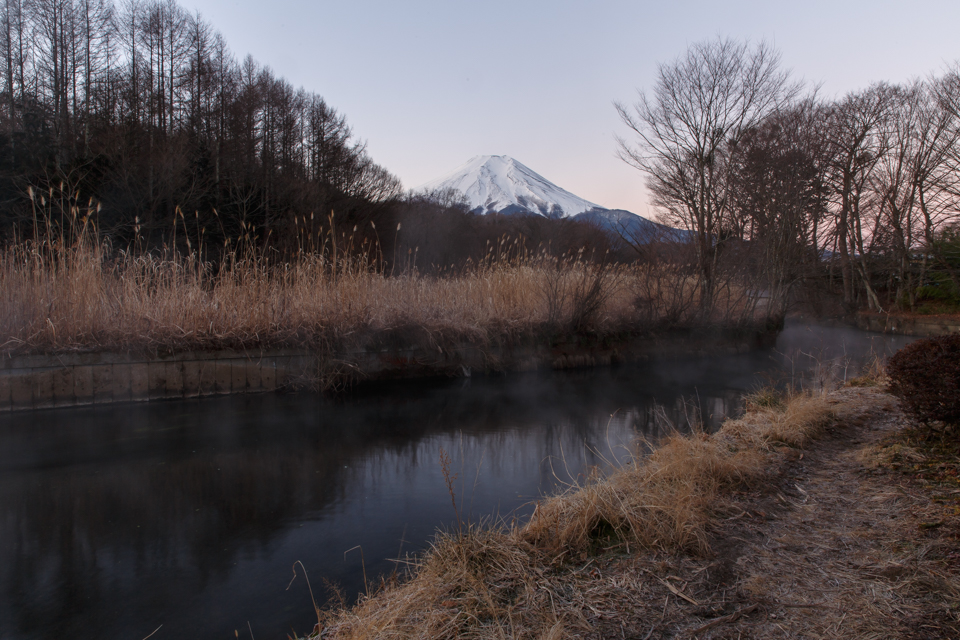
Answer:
[304,386,870,640]
[715,387,960,639]
[0,205,768,357]
[296,370,960,640]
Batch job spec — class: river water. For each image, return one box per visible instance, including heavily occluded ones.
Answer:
[0,321,915,640]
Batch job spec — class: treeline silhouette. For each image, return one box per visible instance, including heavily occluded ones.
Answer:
[0,0,401,250]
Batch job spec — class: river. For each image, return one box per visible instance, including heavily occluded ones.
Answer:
[0,321,916,639]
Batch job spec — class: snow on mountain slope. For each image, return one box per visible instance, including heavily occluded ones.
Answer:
[416,155,602,218]
[416,155,690,244]
[573,209,688,244]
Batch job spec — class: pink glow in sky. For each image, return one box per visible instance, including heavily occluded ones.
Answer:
[184,0,960,216]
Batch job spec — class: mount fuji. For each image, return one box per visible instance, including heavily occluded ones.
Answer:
[416,155,685,243]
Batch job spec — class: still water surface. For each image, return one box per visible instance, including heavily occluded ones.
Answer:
[0,322,915,639]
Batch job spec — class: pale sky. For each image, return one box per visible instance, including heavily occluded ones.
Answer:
[185,0,960,217]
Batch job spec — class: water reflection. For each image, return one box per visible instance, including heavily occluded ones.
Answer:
[0,321,915,640]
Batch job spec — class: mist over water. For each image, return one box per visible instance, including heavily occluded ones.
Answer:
[0,321,916,640]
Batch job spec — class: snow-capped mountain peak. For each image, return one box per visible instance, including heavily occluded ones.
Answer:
[416,155,602,218]
[416,155,688,244]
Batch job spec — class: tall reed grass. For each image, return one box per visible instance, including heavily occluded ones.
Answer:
[0,195,768,356]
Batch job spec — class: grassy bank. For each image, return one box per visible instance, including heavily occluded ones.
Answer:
[303,387,859,639]
[0,219,767,358]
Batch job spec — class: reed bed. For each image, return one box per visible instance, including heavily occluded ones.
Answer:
[310,388,846,639]
[0,215,765,357]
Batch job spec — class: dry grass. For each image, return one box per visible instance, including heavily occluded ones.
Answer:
[721,392,837,449]
[0,212,766,357]
[302,371,960,639]
[310,389,847,640]
[520,431,764,556]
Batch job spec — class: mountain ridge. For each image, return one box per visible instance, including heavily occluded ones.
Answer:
[416,155,685,243]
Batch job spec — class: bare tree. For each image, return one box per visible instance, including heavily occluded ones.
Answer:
[76,0,112,153]
[822,84,894,310]
[616,37,798,313]
[868,80,959,308]
[0,0,30,135]
[116,0,140,124]
[30,0,76,157]
[932,68,960,235]
[183,9,208,136]
[727,98,830,316]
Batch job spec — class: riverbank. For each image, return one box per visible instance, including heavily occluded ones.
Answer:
[0,323,778,411]
[1,233,783,409]
[856,310,960,337]
[303,384,959,639]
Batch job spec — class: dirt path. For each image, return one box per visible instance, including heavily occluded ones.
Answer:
[593,387,960,639]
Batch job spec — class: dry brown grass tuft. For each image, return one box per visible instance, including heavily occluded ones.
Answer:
[720,391,836,449]
[522,432,765,556]
[310,390,845,639]
[326,528,557,640]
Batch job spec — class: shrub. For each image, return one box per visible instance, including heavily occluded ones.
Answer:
[887,335,960,425]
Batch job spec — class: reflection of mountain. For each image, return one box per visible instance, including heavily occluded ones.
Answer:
[0,353,776,640]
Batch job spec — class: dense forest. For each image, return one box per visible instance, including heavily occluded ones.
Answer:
[0,0,402,249]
